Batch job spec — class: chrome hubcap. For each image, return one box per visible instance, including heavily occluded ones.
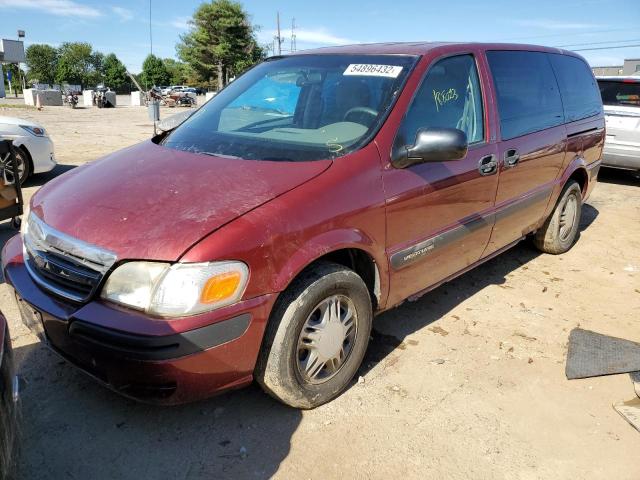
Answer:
[297,295,357,384]
[559,194,578,241]
[0,151,25,184]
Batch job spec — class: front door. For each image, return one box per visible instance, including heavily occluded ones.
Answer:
[383,54,499,306]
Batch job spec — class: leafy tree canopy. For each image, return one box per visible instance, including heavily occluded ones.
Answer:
[176,0,264,90]
[103,53,128,91]
[25,44,58,85]
[141,54,170,88]
[55,42,102,87]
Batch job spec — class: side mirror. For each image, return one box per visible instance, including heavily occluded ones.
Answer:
[393,127,468,169]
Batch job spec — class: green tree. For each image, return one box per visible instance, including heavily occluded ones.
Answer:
[140,54,170,88]
[2,64,25,94]
[176,0,264,90]
[163,58,188,85]
[55,42,102,87]
[89,51,105,85]
[103,53,128,91]
[25,44,59,85]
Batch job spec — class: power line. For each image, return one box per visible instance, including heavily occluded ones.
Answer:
[501,26,638,42]
[571,43,640,52]
[555,38,640,48]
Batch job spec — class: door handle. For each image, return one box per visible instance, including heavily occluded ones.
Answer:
[478,154,497,176]
[503,149,520,168]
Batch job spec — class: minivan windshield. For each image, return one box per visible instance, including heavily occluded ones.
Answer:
[598,80,640,108]
[163,54,418,161]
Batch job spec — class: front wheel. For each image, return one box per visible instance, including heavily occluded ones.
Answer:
[1,147,30,185]
[533,180,582,254]
[256,262,372,409]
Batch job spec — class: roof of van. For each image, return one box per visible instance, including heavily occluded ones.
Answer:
[285,41,576,57]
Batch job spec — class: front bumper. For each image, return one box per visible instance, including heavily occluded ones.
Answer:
[15,135,57,174]
[2,234,276,404]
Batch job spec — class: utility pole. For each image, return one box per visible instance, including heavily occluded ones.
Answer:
[149,0,153,56]
[275,12,282,55]
[17,30,26,92]
[290,18,297,53]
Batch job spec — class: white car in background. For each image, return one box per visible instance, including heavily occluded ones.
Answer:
[597,76,640,173]
[0,116,56,184]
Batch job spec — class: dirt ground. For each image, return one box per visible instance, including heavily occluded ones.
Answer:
[0,100,639,480]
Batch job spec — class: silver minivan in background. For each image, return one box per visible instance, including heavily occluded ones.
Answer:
[597,76,640,173]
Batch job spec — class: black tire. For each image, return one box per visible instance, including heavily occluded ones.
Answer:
[0,333,18,480]
[533,180,582,254]
[1,147,30,186]
[256,262,372,409]
[14,148,31,185]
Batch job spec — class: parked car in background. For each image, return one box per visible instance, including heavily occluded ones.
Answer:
[181,88,198,99]
[194,87,207,96]
[4,42,603,409]
[597,76,640,172]
[0,116,57,184]
[0,313,18,480]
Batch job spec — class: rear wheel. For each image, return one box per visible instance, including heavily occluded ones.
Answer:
[533,180,582,254]
[256,262,372,409]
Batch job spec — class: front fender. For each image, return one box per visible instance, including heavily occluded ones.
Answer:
[272,228,388,307]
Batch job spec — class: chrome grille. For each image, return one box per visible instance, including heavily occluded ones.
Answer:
[23,213,117,303]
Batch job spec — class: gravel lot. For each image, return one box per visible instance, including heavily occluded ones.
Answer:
[1,101,639,479]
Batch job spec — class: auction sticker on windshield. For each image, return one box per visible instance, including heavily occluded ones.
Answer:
[343,64,403,78]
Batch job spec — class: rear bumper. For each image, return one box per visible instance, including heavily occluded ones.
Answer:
[602,144,640,170]
[2,234,276,405]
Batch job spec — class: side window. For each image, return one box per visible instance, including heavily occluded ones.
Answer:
[549,54,603,122]
[487,51,564,140]
[397,54,484,148]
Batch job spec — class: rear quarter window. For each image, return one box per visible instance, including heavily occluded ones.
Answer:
[549,54,603,122]
[487,50,564,140]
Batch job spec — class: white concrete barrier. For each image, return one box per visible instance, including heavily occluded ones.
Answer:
[131,91,144,106]
[105,91,117,107]
[83,90,94,107]
[24,89,63,106]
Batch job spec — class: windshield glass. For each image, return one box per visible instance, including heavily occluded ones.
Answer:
[163,54,418,161]
[598,80,640,107]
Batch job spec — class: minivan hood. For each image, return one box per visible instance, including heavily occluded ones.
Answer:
[31,141,331,261]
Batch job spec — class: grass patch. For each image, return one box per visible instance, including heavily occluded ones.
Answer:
[0,104,35,110]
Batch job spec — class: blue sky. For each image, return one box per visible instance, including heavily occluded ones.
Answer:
[0,0,639,73]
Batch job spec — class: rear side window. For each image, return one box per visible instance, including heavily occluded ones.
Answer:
[549,54,602,121]
[598,80,640,107]
[487,51,564,140]
[397,54,484,148]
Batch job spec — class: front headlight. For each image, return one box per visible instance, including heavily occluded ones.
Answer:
[19,125,46,137]
[101,261,249,317]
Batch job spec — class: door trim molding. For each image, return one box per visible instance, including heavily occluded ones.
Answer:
[389,183,554,271]
[389,212,494,270]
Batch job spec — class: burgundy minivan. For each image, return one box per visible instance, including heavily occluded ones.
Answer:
[3,43,604,408]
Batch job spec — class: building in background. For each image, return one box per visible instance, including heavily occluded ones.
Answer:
[1,39,26,98]
[592,65,624,76]
[593,58,640,77]
[623,59,640,75]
